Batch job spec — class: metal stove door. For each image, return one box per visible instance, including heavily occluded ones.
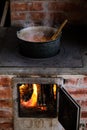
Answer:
[58,87,80,130]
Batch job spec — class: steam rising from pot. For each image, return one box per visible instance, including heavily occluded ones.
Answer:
[23,2,53,28]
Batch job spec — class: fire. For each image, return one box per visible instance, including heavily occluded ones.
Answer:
[53,84,57,99]
[20,84,38,107]
[19,84,56,110]
[40,106,47,111]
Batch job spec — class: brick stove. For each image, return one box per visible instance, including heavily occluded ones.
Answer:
[0,27,87,130]
[1,75,87,130]
[0,0,87,130]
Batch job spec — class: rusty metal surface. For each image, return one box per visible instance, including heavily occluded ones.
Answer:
[0,27,82,68]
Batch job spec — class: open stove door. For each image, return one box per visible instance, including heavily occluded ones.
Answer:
[58,87,80,130]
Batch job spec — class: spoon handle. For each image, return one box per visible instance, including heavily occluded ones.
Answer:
[51,19,68,40]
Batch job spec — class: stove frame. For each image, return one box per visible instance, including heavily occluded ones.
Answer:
[12,76,80,130]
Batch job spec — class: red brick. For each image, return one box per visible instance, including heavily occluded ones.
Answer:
[11,12,26,20]
[0,77,11,87]
[70,94,87,101]
[76,100,87,107]
[0,110,12,118]
[27,2,43,11]
[11,2,28,11]
[67,88,87,94]
[0,122,13,130]
[81,111,87,118]
[0,100,12,108]
[10,1,87,25]
[0,87,12,99]
[30,12,44,22]
[65,78,78,86]
[83,77,87,84]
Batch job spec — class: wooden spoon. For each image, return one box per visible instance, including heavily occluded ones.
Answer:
[51,19,68,40]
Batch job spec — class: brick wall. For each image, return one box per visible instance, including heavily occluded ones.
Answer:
[0,75,13,130]
[10,0,87,27]
[0,75,87,129]
[63,75,87,129]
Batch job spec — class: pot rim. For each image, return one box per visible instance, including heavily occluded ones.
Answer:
[17,26,61,44]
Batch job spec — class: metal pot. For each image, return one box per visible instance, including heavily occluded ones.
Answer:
[17,26,61,58]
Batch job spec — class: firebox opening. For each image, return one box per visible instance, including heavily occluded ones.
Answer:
[17,83,57,118]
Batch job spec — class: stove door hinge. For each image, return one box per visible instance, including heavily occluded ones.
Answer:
[56,77,65,87]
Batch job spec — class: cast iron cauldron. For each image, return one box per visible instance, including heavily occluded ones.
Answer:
[17,26,61,58]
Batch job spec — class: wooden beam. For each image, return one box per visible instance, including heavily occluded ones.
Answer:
[0,1,9,27]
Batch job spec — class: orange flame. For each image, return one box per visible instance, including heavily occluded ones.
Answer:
[21,84,38,107]
[53,84,57,99]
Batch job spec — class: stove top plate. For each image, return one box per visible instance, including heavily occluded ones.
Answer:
[0,28,82,68]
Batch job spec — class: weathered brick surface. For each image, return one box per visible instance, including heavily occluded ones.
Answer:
[11,12,26,20]
[0,110,12,118]
[81,111,87,118]
[11,2,28,11]
[63,75,87,127]
[77,100,87,109]
[0,119,13,130]
[67,88,87,95]
[10,0,87,26]
[0,87,12,99]
[0,76,13,129]
[0,100,12,108]
[27,2,43,11]
[83,77,87,85]
[0,76,12,87]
